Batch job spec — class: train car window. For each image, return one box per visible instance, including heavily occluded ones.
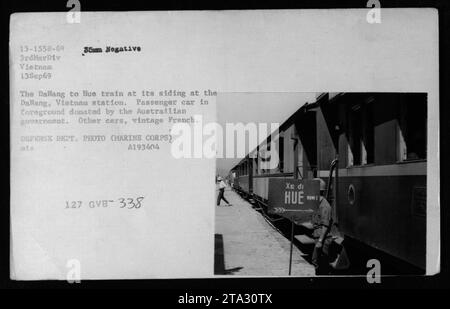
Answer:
[265,136,271,174]
[398,99,427,161]
[279,135,284,173]
[259,142,265,175]
[362,102,374,165]
[348,104,362,166]
[295,111,317,176]
[255,146,259,175]
[347,101,375,166]
[297,139,304,178]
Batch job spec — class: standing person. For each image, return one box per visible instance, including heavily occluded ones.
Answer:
[311,178,333,275]
[217,177,232,206]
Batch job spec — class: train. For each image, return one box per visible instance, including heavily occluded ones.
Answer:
[229,92,427,271]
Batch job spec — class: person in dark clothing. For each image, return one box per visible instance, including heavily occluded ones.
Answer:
[311,178,333,275]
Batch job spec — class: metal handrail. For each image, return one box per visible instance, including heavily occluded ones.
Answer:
[326,157,339,201]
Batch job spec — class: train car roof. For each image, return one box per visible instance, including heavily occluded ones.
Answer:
[229,94,326,171]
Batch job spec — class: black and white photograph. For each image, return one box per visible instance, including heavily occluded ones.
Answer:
[215,92,427,276]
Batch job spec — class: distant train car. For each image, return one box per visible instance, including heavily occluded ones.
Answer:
[230,157,251,197]
[230,92,427,270]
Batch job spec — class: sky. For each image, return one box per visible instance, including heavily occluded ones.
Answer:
[215,92,316,177]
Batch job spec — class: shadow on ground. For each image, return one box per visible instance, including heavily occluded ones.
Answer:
[214,234,243,275]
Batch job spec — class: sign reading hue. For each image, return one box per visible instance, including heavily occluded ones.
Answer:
[268,178,320,223]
